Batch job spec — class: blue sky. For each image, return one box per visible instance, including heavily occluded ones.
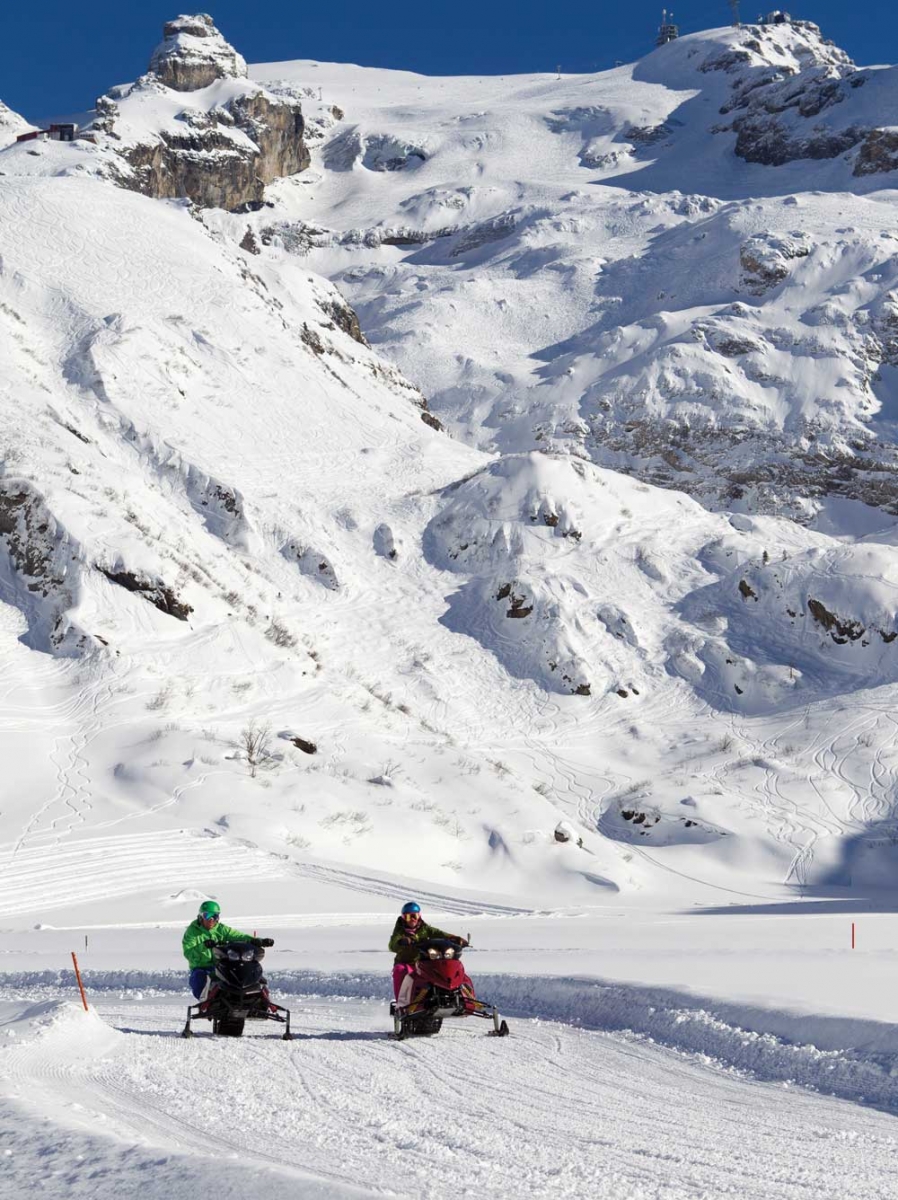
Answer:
[3,1,897,121]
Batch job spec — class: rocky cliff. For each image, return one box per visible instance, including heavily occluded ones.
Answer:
[85,14,310,210]
[149,12,247,91]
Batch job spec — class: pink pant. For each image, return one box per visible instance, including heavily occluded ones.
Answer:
[392,963,415,1000]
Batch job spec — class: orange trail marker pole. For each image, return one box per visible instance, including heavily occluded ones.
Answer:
[851,922,856,950]
[71,952,89,1011]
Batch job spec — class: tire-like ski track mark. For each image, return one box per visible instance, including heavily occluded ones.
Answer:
[286,860,533,916]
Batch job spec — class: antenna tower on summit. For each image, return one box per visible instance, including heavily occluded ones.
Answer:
[656,8,679,45]
[729,0,741,25]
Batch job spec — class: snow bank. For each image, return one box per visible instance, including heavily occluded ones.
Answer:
[9,969,898,1115]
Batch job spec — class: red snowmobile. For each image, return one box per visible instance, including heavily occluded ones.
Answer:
[391,938,509,1039]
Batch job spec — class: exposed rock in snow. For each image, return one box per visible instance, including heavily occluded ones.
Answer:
[281,541,340,590]
[97,566,193,621]
[149,13,248,91]
[317,295,367,345]
[0,480,79,651]
[82,14,310,210]
[427,453,646,696]
[362,133,427,172]
[738,232,812,294]
[372,523,399,560]
[854,128,898,177]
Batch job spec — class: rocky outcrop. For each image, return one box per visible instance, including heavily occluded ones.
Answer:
[0,480,86,652]
[98,567,193,621]
[854,129,898,177]
[149,13,247,91]
[117,91,310,210]
[317,296,367,346]
[703,22,888,169]
[87,15,310,211]
[229,90,310,183]
[324,128,426,172]
[733,119,862,168]
[870,295,898,367]
[738,232,811,294]
[0,483,65,596]
[281,541,339,590]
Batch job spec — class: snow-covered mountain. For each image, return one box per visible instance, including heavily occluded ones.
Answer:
[241,21,898,518]
[3,12,898,913]
[8,16,898,1196]
[0,98,31,147]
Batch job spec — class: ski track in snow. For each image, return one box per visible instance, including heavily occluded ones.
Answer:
[285,861,533,917]
[3,993,898,1200]
[0,831,292,918]
[0,829,534,921]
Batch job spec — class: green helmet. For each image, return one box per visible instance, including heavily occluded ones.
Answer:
[198,900,221,919]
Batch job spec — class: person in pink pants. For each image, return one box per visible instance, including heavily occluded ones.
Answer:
[388,901,466,1006]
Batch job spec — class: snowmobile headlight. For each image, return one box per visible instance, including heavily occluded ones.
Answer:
[427,947,440,959]
[242,948,255,961]
[227,948,241,960]
[444,946,455,959]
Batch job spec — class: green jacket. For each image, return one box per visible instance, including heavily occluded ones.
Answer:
[388,917,452,964]
[182,919,252,969]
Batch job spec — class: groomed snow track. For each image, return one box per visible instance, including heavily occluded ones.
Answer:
[2,973,898,1200]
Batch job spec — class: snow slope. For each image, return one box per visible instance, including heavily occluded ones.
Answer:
[0,98,31,147]
[2,12,898,926]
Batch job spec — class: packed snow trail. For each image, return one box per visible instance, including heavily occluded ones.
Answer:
[2,995,897,1200]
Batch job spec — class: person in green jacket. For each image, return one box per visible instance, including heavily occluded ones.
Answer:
[182,900,253,999]
[389,901,466,1003]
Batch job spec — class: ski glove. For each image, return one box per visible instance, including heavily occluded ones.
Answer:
[253,937,275,947]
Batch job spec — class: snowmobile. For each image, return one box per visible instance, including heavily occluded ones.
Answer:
[180,938,293,1039]
[391,938,509,1039]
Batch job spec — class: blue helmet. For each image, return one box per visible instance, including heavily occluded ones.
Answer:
[401,902,421,915]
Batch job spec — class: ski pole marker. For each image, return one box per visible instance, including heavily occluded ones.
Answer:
[71,952,89,1011]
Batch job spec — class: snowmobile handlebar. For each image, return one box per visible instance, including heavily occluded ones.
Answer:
[203,938,275,949]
